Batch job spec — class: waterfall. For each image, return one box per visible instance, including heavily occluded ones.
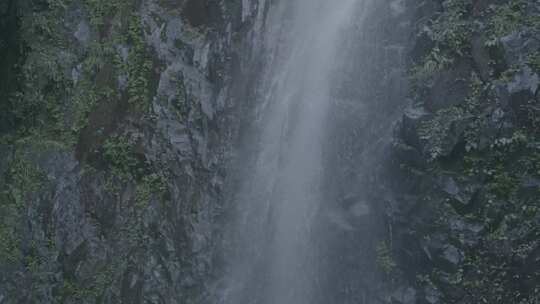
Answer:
[220,1,378,303]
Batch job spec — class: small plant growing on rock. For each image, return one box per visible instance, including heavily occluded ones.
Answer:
[376,241,397,276]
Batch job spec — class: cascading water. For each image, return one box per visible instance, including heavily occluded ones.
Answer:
[219,0,388,303]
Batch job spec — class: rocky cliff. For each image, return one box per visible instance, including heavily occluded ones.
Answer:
[0,0,264,302]
[387,0,540,303]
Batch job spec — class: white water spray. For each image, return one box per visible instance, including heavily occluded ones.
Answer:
[222,1,363,303]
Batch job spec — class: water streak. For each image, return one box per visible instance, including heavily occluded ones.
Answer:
[222,1,361,303]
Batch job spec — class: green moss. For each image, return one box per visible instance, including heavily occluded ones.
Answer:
[125,14,153,112]
[528,52,540,74]
[103,133,142,179]
[55,246,117,302]
[532,152,540,177]
[410,49,453,93]
[84,0,129,30]
[0,197,22,264]
[0,157,45,267]
[487,164,518,198]
[2,0,78,144]
[432,0,472,57]
[7,157,46,205]
[419,106,467,161]
[376,241,397,276]
[3,0,155,154]
[486,1,526,42]
[59,278,97,302]
[401,2,540,300]
[0,0,163,300]
[135,173,167,209]
[409,0,472,95]
[20,4,70,106]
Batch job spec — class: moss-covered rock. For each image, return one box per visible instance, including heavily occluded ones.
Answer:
[0,0,249,303]
[389,0,540,303]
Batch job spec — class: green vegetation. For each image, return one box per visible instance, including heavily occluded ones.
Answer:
[401,0,540,302]
[103,133,143,179]
[13,3,72,139]
[376,241,397,276]
[126,15,153,112]
[0,193,23,264]
[528,52,540,74]
[409,0,472,96]
[431,0,472,57]
[0,0,164,299]
[1,0,153,149]
[0,157,45,273]
[485,0,526,42]
[135,173,168,209]
[84,0,127,29]
[409,50,453,94]
[419,106,467,161]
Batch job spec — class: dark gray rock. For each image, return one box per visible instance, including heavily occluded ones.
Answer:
[500,30,539,67]
[426,61,473,111]
[441,245,463,266]
[471,34,492,81]
[401,104,432,150]
[438,176,481,209]
[507,66,539,96]
[74,20,90,46]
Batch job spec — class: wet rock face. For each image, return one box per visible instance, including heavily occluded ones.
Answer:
[318,1,415,302]
[388,0,540,303]
[0,0,256,303]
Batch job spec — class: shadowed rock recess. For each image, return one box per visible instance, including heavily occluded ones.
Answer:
[0,0,538,304]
